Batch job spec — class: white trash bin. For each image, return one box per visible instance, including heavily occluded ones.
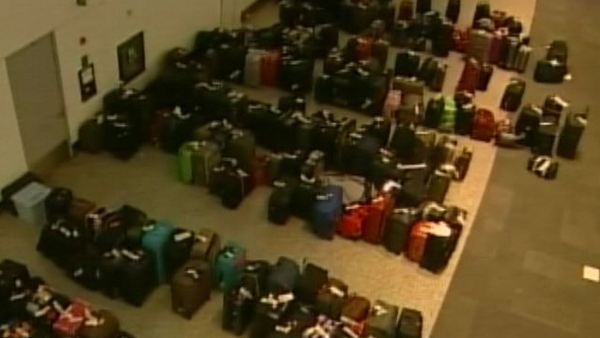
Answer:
[11,182,51,227]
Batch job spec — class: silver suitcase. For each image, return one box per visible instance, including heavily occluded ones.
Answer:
[245,49,265,87]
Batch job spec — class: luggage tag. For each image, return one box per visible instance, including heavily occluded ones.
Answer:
[121,250,141,261]
[72,269,84,278]
[174,231,193,242]
[185,268,201,280]
[274,323,293,334]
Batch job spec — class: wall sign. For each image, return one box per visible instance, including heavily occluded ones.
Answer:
[78,56,97,102]
[117,32,145,83]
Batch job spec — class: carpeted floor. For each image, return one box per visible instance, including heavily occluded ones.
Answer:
[432,0,600,337]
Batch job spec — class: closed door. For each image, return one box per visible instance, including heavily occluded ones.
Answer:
[6,33,69,175]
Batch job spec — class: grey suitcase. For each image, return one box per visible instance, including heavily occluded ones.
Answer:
[514,44,532,73]
[194,141,222,187]
[427,166,453,204]
[245,49,265,87]
[467,29,493,63]
[364,300,400,338]
[504,36,520,70]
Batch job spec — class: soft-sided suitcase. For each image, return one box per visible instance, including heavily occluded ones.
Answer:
[473,0,491,25]
[471,108,496,142]
[224,129,256,172]
[222,285,255,335]
[192,141,221,187]
[141,221,177,283]
[424,96,444,129]
[454,147,473,181]
[432,20,453,57]
[477,63,493,91]
[427,166,453,203]
[364,300,400,338]
[171,259,212,319]
[515,104,543,146]
[119,248,157,306]
[515,44,532,73]
[446,0,461,23]
[268,179,296,225]
[78,310,120,338]
[178,142,200,184]
[338,204,369,240]
[190,228,221,267]
[534,59,567,83]
[78,117,104,153]
[165,229,195,276]
[455,103,475,136]
[406,221,433,263]
[398,0,414,20]
[429,62,447,92]
[245,49,266,87]
[292,175,320,220]
[220,168,251,210]
[546,40,568,63]
[532,121,558,156]
[312,185,344,240]
[420,222,454,273]
[250,295,292,338]
[503,36,520,70]
[268,257,300,293]
[261,50,281,87]
[297,262,328,304]
[241,260,271,299]
[215,243,246,291]
[467,29,493,63]
[316,278,348,320]
[416,0,431,14]
[395,51,421,78]
[557,112,587,159]
[500,78,526,112]
[384,208,418,255]
[44,187,73,222]
[397,308,423,338]
[340,295,371,335]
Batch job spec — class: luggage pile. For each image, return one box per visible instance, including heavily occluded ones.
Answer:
[496,94,587,161]
[37,186,217,307]
[0,259,133,338]
[221,255,424,338]
[392,3,455,55]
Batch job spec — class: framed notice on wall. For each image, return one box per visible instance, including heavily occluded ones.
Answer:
[117,32,145,83]
[78,63,97,102]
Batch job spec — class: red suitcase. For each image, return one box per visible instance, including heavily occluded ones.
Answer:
[491,10,508,29]
[452,28,468,53]
[489,28,507,65]
[456,58,481,94]
[471,108,496,142]
[338,204,369,240]
[355,37,374,60]
[261,50,281,87]
[53,300,90,337]
[406,221,433,263]
[362,197,386,244]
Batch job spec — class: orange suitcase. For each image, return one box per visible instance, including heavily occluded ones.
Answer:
[406,221,434,263]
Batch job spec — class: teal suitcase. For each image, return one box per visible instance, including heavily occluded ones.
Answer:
[215,242,247,291]
[142,220,177,283]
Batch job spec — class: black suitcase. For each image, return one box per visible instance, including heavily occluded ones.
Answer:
[390,125,417,164]
[241,260,272,299]
[546,40,568,63]
[391,21,411,48]
[222,285,256,335]
[315,278,348,319]
[250,297,292,338]
[67,246,102,290]
[364,300,400,338]
[165,229,196,277]
[268,179,297,225]
[224,129,256,172]
[397,308,423,338]
[418,58,438,85]
[314,75,334,103]
[160,108,194,154]
[420,222,454,272]
[500,78,526,112]
[476,63,494,91]
[104,113,141,160]
[370,151,401,189]
[446,0,461,23]
[98,250,125,298]
[365,117,392,147]
[45,187,73,222]
[384,208,417,255]
[297,262,329,304]
[534,59,567,83]
[221,168,251,210]
[280,0,300,27]
[343,133,381,177]
[292,175,320,220]
[416,0,431,14]
[424,96,444,129]
[78,117,105,154]
[119,249,157,307]
[472,0,491,25]
[340,1,378,34]
[515,104,543,146]
[532,121,558,156]
[542,95,568,122]
[217,44,247,83]
[280,58,314,93]
[432,20,453,57]
[455,103,475,136]
[395,51,421,78]
[427,166,453,204]
[397,169,429,207]
[557,112,587,159]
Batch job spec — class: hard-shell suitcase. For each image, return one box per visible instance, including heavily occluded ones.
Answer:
[340,295,370,335]
[292,175,320,220]
[532,121,558,156]
[171,259,212,319]
[397,308,423,338]
[141,221,177,283]
[268,257,300,293]
[261,50,281,87]
[455,103,475,136]
[477,63,493,91]
[515,104,543,146]
[297,262,328,304]
[557,112,587,159]
[245,49,266,87]
[215,243,246,291]
[119,249,157,306]
[395,51,421,78]
[78,117,104,154]
[362,195,393,245]
[500,78,526,112]
[178,142,200,184]
[515,44,532,73]
[398,0,414,21]
[406,221,433,263]
[78,310,120,338]
[220,168,251,210]
[432,21,453,57]
[467,29,493,63]
[446,0,461,23]
[364,300,400,338]
[165,229,195,276]
[471,108,496,142]
[456,58,481,94]
[338,204,369,240]
[438,97,456,133]
[190,228,221,266]
[312,185,344,240]
[427,166,453,203]
[420,222,454,273]
[384,208,418,255]
[503,36,520,70]
[454,147,473,181]
[224,129,256,172]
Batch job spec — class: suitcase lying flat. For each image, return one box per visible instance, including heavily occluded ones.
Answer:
[365,300,400,338]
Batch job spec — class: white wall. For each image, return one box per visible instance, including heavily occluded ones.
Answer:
[0,0,221,187]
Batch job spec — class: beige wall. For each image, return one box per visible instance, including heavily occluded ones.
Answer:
[0,0,221,187]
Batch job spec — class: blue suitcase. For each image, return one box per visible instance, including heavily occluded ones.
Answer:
[311,185,343,240]
[141,220,176,283]
[215,242,247,291]
[268,257,300,294]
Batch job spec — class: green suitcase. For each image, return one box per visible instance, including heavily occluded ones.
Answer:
[439,97,457,133]
[178,142,199,184]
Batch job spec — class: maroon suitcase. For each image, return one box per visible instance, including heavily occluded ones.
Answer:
[456,58,481,94]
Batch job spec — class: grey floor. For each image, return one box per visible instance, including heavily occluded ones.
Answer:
[432,0,600,337]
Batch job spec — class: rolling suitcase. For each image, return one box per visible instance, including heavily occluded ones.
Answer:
[438,97,457,133]
[546,40,568,63]
[364,300,400,338]
[190,228,221,266]
[316,278,348,320]
[292,175,320,220]
[416,0,431,14]
[384,208,418,255]
[220,168,251,210]
[280,0,299,27]
[500,78,526,112]
[467,29,493,63]
[471,108,496,142]
[245,49,266,87]
[250,295,292,338]
[45,187,73,222]
[429,63,447,92]
[395,51,421,78]
[215,243,246,291]
[557,112,587,159]
[420,222,454,273]
[503,36,520,70]
[222,285,255,335]
[477,63,493,91]
[78,117,104,154]
[515,44,532,73]
[427,166,453,203]
[338,204,369,240]
[178,142,200,184]
[119,248,157,306]
[268,257,300,294]
[454,147,473,181]
[406,221,433,263]
[297,262,328,304]
[432,21,453,57]
[424,96,444,129]
[78,310,121,338]
[165,229,195,276]
[171,259,212,319]
[224,129,256,172]
[532,121,558,156]
[515,104,543,146]
[261,50,281,87]
[362,195,393,245]
[473,0,491,25]
[340,295,371,335]
[455,103,475,136]
[446,0,461,23]
[193,141,221,187]
[268,179,297,225]
[534,59,567,83]
[398,0,414,21]
[397,308,423,338]
[141,221,177,283]
[456,58,481,94]
[372,40,390,72]
[312,185,344,240]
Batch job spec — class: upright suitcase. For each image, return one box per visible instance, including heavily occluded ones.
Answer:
[316,278,348,320]
[220,168,251,210]
[503,36,520,70]
[78,310,121,338]
[340,295,371,335]
[454,147,473,181]
[245,49,266,87]
[515,44,532,73]
[467,30,493,63]
[141,220,177,283]
[193,141,221,187]
[471,108,496,142]
[362,196,388,244]
[165,229,196,276]
[398,0,414,21]
[515,104,543,146]
[190,228,221,266]
[222,285,255,335]
[292,175,320,220]
[420,221,454,273]
[406,221,433,263]
[215,243,246,291]
[438,97,457,133]
[477,63,494,91]
[268,179,296,225]
[546,40,568,63]
[534,59,567,83]
[472,0,491,25]
[312,185,344,240]
[364,300,400,338]
[532,121,558,156]
[171,259,212,319]
[338,204,369,240]
[455,103,475,136]
[424,96,445,129]
[178,142,200,184]
[383,208,417,255]
[429,63,447,92]
[250,296,292,338]
[500,78,526,112]
[416,0,431,14]
[78,117,105,154]
[261,50,281,87]
[456,58,481,94]
[432,21,453,57]
[557,112,587,159]
[395,51,421,78]
[297,262,329,304]
[427,166,453,203]
[445,0,461,23]
[224,129,256,172]
[397,308,423,338]
[119,248,157,306]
